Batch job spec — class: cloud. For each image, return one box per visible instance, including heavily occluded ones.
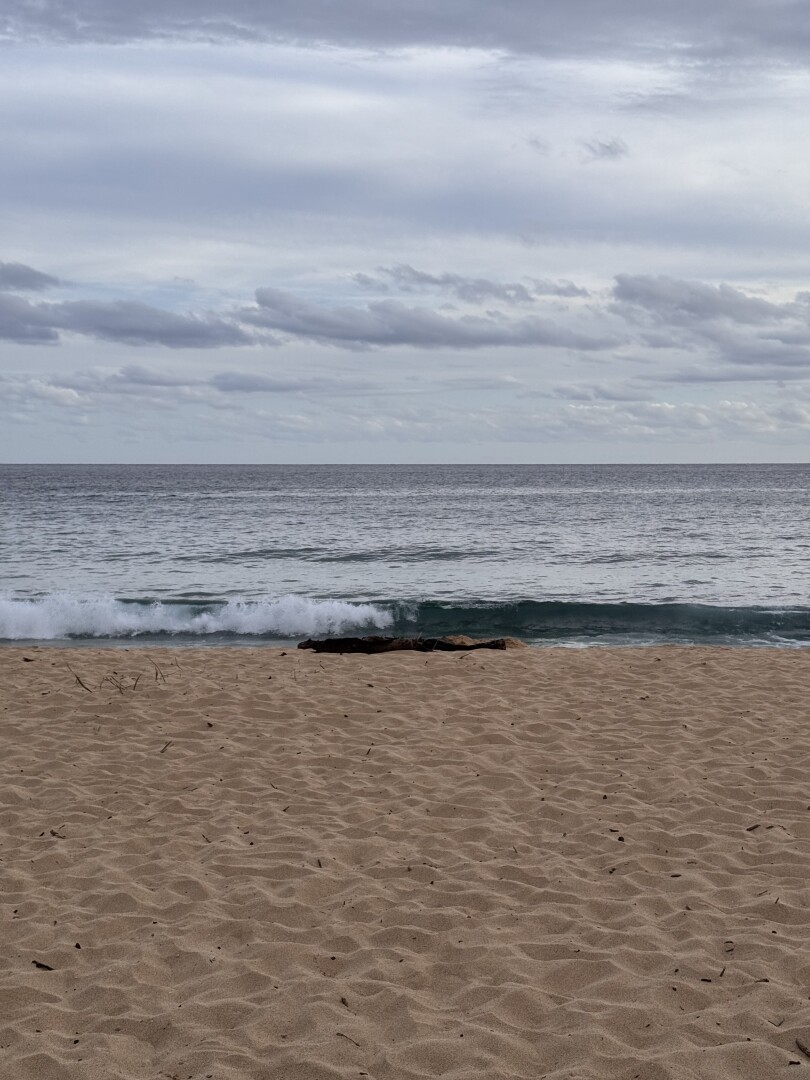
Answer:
[356,265,589,303]
[582,136,629,161]
[209,371,375,394]
[609,274,810,376]
[27,380,82,406]
[0,292,256,347]
[555,400,791,437]
[613,274,786,325]
[0,293,60,343]
[366,265,535,304]
[41,364,378,400]
[531,279,591,298]
[245,287,613,350]
[0,261,60,291]
[54,300,254,347]
[4,0,810,68]
[648,363,810,385]
[0,259,599,353]
[549,380,653,402]
[113,363,200,387]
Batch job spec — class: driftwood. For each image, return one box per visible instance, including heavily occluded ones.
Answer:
[298,635,526,654]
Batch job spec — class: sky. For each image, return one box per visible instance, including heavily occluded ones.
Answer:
[3,1,810,462]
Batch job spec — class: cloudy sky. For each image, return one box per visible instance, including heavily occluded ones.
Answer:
[3,1,810,462]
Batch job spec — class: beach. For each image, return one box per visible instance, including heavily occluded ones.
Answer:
[2,645,809,1080]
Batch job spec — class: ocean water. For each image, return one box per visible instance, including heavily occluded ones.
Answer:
[2,463,810,646]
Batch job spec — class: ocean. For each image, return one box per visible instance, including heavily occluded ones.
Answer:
[2,462,810,647]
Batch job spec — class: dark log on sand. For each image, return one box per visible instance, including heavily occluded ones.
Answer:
[298,635,526,654]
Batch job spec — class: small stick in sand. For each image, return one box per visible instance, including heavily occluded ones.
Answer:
[336,1032,360,1047]
[100,674,125,695]
[67,666,93,692]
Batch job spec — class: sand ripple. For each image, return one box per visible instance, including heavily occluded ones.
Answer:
[2,646,810,1078]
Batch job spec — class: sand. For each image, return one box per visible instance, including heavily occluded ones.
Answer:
[1,645,809,1080]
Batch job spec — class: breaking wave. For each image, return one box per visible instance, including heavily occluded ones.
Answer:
[3,595,810,645]
[0,594,393,641]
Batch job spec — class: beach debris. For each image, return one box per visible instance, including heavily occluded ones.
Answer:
[159,740,173,754]
[100,674,125,695]
[298,635,527,654]
[796,1039,810,1059]
[336,1032,361,1047]
[67,666,93,692]
[31,960,54,970]
[151,660,167,683]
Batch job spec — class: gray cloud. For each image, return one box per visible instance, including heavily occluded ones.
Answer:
[246,287,613,350]
[649,364,810,385]
[209,371,375,394]
[613,274,786,325]
[210,371,313,393]
[582,137,630,161]
[531,279,591,298]
[549,380,653,402]
[0,293,60,343]
[0,292,256,348]
[112,363,199,387]
[356,265,589,303]
[0,265,599,352]
[367,265,535,304]
[5,0,810,66]
[44,364,377,399]
[53,300,254,348]
[609,274,810,380]
[0,261,60,291]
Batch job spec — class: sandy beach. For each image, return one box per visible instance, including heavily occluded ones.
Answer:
[1,645,809,1080]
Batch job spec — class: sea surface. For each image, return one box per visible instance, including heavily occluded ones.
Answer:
[2,463,810,646]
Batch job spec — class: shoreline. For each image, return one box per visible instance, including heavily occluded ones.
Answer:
[3,645,809,1078]
[5,638,810,650]
[5,595,810,651]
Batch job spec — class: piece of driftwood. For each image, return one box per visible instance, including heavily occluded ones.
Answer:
[298,635,526,654]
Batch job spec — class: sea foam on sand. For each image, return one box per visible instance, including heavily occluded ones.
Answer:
[2,646,809,1079]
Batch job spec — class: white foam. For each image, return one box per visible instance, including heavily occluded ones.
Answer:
[0,594,393,640]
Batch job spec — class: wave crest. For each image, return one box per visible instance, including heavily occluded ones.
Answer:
[2,594,810,645]
[0,594,393,640]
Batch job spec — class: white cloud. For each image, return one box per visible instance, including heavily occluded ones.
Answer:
[27,380,82,406]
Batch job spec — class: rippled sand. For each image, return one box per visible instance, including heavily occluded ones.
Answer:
[2,646,810,1079]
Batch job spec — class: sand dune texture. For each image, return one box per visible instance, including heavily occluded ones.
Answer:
[2,646,810,1080]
